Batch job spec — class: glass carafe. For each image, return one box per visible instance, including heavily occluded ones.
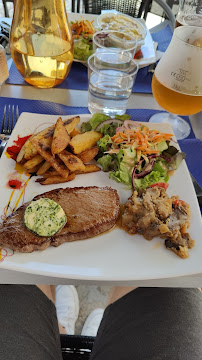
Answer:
[10,0,74,88]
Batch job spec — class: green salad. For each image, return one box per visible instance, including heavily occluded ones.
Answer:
[81,113,185,190]
[71,19,94,61]
[74,37,93,61]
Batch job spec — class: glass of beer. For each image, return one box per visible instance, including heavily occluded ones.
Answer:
[175,0,202,28]
[150,25,202,140]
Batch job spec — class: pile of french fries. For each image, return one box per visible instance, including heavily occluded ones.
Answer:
[16,116,103,185]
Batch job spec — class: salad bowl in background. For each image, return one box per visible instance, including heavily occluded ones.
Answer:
[97,12,147,52]
[70,14,155,68]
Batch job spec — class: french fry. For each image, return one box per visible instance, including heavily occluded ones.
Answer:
[77,147,99,163]
[70,127,81,137]
[42,168,59,178]
[58,150,85,172]
[33,141,69,179]
[36,161,51,176]
[75,164,101,174]
[16,136,37,162]
[21,116,80,160]
[16,146,25,163]
[51,117,71,155]
[36,173,75,185]
[64,116,80,135]
[26,164,42,174]
[23,154,44,170]
[69,131,102,154]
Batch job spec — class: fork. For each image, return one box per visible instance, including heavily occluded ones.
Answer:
[0,105,19,156]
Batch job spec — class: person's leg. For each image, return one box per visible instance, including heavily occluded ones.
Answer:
[0,285,63,360]
[106,286,136,306]
[37,284,66,334]
[90,288,202,360]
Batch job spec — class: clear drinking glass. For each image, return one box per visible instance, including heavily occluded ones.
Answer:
[175,0,202,27]
[150,26,202,140]
[93,30,137,57]
[10,0,74,88]
[88,51,138,116]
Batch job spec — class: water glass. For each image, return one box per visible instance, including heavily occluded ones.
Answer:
[93,30,137,57]
[88,51,138,116]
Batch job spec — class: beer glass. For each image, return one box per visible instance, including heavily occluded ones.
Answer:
[176,0,202,27]
[150,26,202,140]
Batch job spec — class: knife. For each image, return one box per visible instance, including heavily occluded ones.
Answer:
[190,173,202,208]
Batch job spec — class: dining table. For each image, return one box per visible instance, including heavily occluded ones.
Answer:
[0,12,202,286]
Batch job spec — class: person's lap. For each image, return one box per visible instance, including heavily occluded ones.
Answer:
[0,285,63,360]
[0,285,201,360]
[90,288,202,360]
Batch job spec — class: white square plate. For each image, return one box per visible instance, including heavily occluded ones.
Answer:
[0,112,201,281]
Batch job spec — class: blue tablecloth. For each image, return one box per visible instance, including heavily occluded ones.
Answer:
[0,96,195,138]
[6,25,173,94]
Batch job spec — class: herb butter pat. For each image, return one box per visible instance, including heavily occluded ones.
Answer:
[24,198,66,236]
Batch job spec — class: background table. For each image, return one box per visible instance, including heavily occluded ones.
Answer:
[0,13,201,286]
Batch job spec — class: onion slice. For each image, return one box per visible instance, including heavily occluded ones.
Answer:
[95,119,124,131]
[148,154,171,163]
[123,120,141,129]
[132,158,156,190]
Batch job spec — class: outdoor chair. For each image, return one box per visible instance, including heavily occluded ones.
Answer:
[2,0,14,17]
[72,0,175,29]
[82,0,175,29]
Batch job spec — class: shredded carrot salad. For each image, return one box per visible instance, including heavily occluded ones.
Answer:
[71,19,95,38]
[110,126,173,155]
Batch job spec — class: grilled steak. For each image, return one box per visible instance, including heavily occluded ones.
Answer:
[0,186,120,253]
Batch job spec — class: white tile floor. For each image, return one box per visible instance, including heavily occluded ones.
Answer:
[75,285,112,334]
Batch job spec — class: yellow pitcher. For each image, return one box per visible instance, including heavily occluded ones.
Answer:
[10,0,74,88]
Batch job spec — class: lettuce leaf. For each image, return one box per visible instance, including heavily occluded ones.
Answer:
[100,123,119,137]
[152,159,168,177]
[109,160,131,186]
[81,113,111,133]
[74,38,93,61]
[97,154,113,172]
[97,135,112,153]
[108,148,137,187]
[133,170,169,191]
[89,113,111,130]
[80,122,92,133]
[114,114,131,120]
